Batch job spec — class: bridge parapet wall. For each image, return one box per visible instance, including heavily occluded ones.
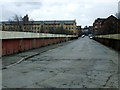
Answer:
[93,34,120,51]
[1,31,76,39]
[1,31,78,56]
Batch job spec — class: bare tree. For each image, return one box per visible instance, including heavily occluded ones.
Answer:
[8,14,23,32]
[8,14,31,32]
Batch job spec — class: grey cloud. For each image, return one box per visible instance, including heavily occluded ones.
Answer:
[1,0,118,27]
[14,2,42,7]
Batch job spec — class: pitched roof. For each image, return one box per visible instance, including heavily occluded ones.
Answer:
[101,15,120,25]
[95,18,106,23]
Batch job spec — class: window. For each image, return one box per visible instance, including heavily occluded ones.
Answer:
[112,21,115,24]
[72,27,73,29]
[66,27,67,29]
[95,26,98,28]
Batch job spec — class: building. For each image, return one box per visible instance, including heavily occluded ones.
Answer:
[88,26,93,34]
[100,15,120,34]
[1,20,77,35]
[82,26,89,36]
[76,26,82,37]
[93,18,106,35]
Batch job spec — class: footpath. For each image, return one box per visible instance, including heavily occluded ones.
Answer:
[2,40,74,68]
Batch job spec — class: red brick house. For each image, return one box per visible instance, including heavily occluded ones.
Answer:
[76,26,82,37]
[100,15,120,34]
[93,18,106,35]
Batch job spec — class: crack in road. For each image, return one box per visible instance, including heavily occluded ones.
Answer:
[103,74,112,87]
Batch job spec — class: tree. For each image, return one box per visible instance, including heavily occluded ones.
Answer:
[8,14,23,31]
[8,14,32,32]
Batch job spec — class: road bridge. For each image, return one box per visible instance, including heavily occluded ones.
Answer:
[2,36,119,88]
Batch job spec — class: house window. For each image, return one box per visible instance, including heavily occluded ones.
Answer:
[112,21,115,24]
[66,27,67,29]
[95,26,98,28]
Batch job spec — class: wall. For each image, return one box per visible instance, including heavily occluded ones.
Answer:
[1,31,77,56]
[93,34,120,51]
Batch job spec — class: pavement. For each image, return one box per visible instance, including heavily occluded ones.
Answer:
[2,36,119,88]
[2,40,73,67]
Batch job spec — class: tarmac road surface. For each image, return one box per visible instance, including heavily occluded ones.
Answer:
[2,36,119,88]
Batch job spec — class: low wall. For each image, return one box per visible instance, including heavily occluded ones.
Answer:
[1,31,76,39]
[1,31,77,56]
[93,34,120,51]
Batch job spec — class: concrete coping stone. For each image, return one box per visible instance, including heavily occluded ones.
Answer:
[1,31,77,39]
[94,34,120,40]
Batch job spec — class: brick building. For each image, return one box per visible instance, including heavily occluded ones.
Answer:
[88,26,93,34]
[76,26,82,37]
[100,15,120,34]
[93,18,106,35]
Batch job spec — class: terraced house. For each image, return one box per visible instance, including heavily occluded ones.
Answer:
[1,20,77,35]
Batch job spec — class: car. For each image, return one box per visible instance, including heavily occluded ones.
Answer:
[89,34,93,39]
[89,36,93,39]
[81,35,85,38]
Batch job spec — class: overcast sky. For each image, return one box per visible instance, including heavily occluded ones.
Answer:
[0,0,119,27]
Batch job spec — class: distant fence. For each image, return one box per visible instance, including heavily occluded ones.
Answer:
[93,34,120,51]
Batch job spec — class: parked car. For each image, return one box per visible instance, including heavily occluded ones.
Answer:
[81,35,85,38]
[89,34,93,39]
[89,36,93,39]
